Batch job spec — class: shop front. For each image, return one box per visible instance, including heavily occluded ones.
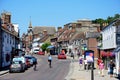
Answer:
[113,46,120,76]
[100,50,115,69]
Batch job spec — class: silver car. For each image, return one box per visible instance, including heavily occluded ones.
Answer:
[9,61,25,73]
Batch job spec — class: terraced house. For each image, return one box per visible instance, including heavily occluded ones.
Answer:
[22,22,56,53]
[51,19,100,58]
[0,12,20,69]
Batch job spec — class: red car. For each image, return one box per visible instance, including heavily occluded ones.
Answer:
[58,53,67,59]
[37,51,45,55]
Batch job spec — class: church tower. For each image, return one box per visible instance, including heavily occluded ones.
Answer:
[27,20,33,50]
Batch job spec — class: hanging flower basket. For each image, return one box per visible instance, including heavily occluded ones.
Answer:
[100,51,107,57]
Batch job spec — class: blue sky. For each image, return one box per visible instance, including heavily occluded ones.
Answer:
[0,0,120,36]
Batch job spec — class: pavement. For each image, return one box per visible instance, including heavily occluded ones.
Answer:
[65,56,119,80]
[0,67,9,76]
[0,56,119,80]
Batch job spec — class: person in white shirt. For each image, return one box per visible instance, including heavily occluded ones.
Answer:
[48,54,52,68]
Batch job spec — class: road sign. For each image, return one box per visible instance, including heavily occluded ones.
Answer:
[84,50,94,63]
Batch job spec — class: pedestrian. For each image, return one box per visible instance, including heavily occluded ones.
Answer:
[97,58,102,69]
[48,54,52,68]
[77,50,80,58]
[79,57,83,70]
[108,60,115,78]
[84,59,88,70]
[33,58,37,71]
[71,51,74,59]
[99,60,104,77]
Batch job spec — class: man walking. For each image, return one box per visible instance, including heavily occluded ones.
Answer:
[33,58,37,71]
[48,54,52,68]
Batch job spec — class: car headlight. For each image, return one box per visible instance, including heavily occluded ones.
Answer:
[11,65,14,68]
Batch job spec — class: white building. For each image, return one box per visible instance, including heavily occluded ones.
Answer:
[102,18,120,75]
[13,24,19,33]
[102,22,117,49]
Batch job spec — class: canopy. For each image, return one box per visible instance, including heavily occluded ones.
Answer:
[47,45,54,49]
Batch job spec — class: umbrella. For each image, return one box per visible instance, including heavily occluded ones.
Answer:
[47,45,54,49]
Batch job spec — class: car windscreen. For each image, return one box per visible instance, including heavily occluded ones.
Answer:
[34,49,39,51]
[25,56,32,59]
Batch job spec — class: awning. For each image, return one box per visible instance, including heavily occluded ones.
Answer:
[47,45,54,49]
[113,46,120,53]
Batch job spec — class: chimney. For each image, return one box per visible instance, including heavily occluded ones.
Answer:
[58,27,62,32]
[1,12,11,23]
[43,30,47,35]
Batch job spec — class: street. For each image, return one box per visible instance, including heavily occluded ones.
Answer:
[0,55,70,80]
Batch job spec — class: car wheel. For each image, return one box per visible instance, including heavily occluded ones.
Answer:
[9,70,12,73]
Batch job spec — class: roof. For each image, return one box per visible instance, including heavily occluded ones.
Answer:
[39,35,49,42]
[113,46,120,53]
[70,32,85,41]
[33,26,56,35]
[102,18,120,31]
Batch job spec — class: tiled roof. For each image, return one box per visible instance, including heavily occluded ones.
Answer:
[71,32,85,41]
[39,35,49,42]
[33,26,56,35]
[57,28,76,42]
[1,23,19,38]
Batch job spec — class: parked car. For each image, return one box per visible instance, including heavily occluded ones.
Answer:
[37,51,45,55]
[32,48,40,54]
[31,56,37,65]
[12,56,27,70]
[9,61,25,73]
[58,53,67,59]
[25,58,31,68]
[24,55,37,66]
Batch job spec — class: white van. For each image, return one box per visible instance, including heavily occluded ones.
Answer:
[32,48,40,54]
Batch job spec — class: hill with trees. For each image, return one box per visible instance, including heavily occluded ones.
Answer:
[92,14,120,30]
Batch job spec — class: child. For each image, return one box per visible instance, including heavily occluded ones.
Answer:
[99,60,104,77]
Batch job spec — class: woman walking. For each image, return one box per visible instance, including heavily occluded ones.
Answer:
[79,57,83,70]
[108,60,115,78]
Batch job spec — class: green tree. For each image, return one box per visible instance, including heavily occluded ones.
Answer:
[114,14,120,19]
[41,42,51,52]
[107,16,114,23]
[92,18,105,26]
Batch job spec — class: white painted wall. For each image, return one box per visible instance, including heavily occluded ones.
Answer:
[13,24,19,32]
[102,24,117,49]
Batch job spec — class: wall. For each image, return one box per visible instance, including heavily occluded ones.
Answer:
[0,18,2,69]
[88,38,98,58]
[102,25,117,49]
[2,31,15,67]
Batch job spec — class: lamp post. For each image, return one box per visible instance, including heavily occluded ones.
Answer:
[0,19,2,70]
[91,61,94,80]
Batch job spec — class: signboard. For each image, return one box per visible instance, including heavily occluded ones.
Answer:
[86,32,100,38]
[116,34,120,46]
[84,50,94,63]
